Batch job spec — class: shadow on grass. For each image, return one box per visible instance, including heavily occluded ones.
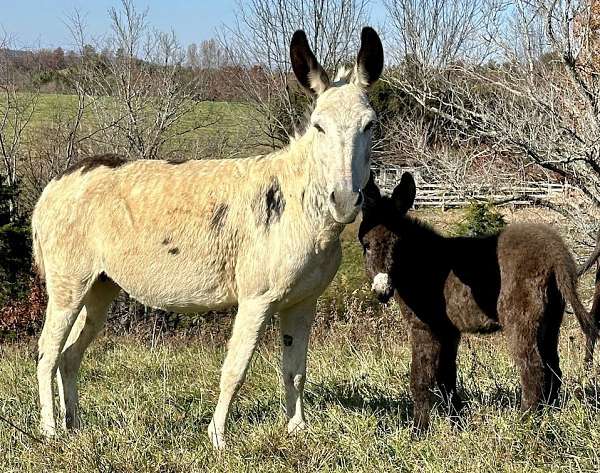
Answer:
[305,378,414,430]
[461,383,520,410]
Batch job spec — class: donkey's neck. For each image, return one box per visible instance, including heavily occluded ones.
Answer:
[398,216,442,243]
[265,130,344,240]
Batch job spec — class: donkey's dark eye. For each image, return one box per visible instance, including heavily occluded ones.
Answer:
[364,121,375,132]
[314,123,325,134]
[363,241,370,252]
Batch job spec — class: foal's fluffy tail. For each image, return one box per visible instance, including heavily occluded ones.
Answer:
[555,255,597,365]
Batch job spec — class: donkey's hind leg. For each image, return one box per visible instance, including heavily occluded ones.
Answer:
[538,294,564,405]
[57,278,121,430]
[37,281,88,437]
[502,293,547,412]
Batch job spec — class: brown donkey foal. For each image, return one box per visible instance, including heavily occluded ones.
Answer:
[359,173,597,430]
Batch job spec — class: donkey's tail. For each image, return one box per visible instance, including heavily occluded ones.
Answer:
[578,229,600,277]
[31,219,45,283]
[555,254,597,365]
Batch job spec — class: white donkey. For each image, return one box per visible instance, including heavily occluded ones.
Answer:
[32,27,383,448]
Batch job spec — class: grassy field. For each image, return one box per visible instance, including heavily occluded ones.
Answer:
[20,93,260,159]
[1,210,600,471]
[1,317,599,471]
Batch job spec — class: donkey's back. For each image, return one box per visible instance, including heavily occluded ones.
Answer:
[32,154,311,313]
[445,223,580,332]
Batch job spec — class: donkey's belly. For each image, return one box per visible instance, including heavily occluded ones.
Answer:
[103,245,238,313]
[444,272,501,333]
[111,274,237,314]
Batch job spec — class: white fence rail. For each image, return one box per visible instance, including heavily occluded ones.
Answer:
[372,167,569,208]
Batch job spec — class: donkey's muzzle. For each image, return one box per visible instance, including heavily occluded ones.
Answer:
[328,188,362,224]
[372,272,393,303]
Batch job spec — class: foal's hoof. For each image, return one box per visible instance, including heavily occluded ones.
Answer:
[287,418,306,435]
[63,414,82,432]
[207,420,226,450]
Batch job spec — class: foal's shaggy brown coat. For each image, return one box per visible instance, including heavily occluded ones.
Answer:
[359,173,596,430]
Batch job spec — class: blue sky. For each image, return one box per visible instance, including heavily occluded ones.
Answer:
[1,0,239,49]
[1,0,387,50]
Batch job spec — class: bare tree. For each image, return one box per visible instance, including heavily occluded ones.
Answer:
[384,0,600,244]
[223,0,372,149]
[384,0,503,67]
[187,39,230,70]
[67,0,214,161]
[0,33,39,219]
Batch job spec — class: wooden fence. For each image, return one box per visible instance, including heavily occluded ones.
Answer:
[372,167,569,209]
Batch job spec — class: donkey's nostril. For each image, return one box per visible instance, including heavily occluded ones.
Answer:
[329,191,336,204]
[355,191,363,207]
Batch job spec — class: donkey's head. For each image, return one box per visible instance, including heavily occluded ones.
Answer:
[358,172,416,302]
[290,27,383,224]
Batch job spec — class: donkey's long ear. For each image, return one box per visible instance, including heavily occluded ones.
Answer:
[362,171,381,210]
[354,27,384,89]
[391,172,416,215]
[290,30,330,96]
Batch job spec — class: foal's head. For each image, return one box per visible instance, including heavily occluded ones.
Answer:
[358,172,416,302]
[290,27,384,224]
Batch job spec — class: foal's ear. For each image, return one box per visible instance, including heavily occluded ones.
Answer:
[392,172,416,214]
[290,30,330,96]
[353,27,384,89]
[362,171,381,210]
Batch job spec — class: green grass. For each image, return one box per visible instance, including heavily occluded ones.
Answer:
[1,321,599,472]
[15,93,259,158]
[1,214,600,472]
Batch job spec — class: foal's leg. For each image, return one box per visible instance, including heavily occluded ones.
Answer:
[436,332,462,416]
[538,301,564,405]
[540,322,562,405]
[410,319,461,431]
[504,300,546,411]
[410,324,442,432]
[57,279,120,430]
[208,298,273,449]
[37,283,86,437]
[279,297,316,434]
[585,262,600,366]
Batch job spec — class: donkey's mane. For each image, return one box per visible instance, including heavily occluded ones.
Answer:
[292,102,316,140]
[398,215,441,241]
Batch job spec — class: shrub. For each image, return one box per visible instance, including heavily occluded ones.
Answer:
[0,276,46,339]
[453,202,506,237]
[0,223,33,305]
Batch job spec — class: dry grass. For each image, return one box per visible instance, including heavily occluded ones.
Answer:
[1,318,599,472]
[1,209,599,472]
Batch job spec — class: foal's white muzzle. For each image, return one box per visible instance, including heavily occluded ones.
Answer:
[372,272,393,303]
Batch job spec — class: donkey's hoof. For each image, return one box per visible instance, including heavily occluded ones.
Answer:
[40,422,57,439]
[207,421,226,449]
[287,418,306,435]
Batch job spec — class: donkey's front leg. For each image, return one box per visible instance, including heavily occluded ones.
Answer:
[208,298,273,449]
[279,298,317,434]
